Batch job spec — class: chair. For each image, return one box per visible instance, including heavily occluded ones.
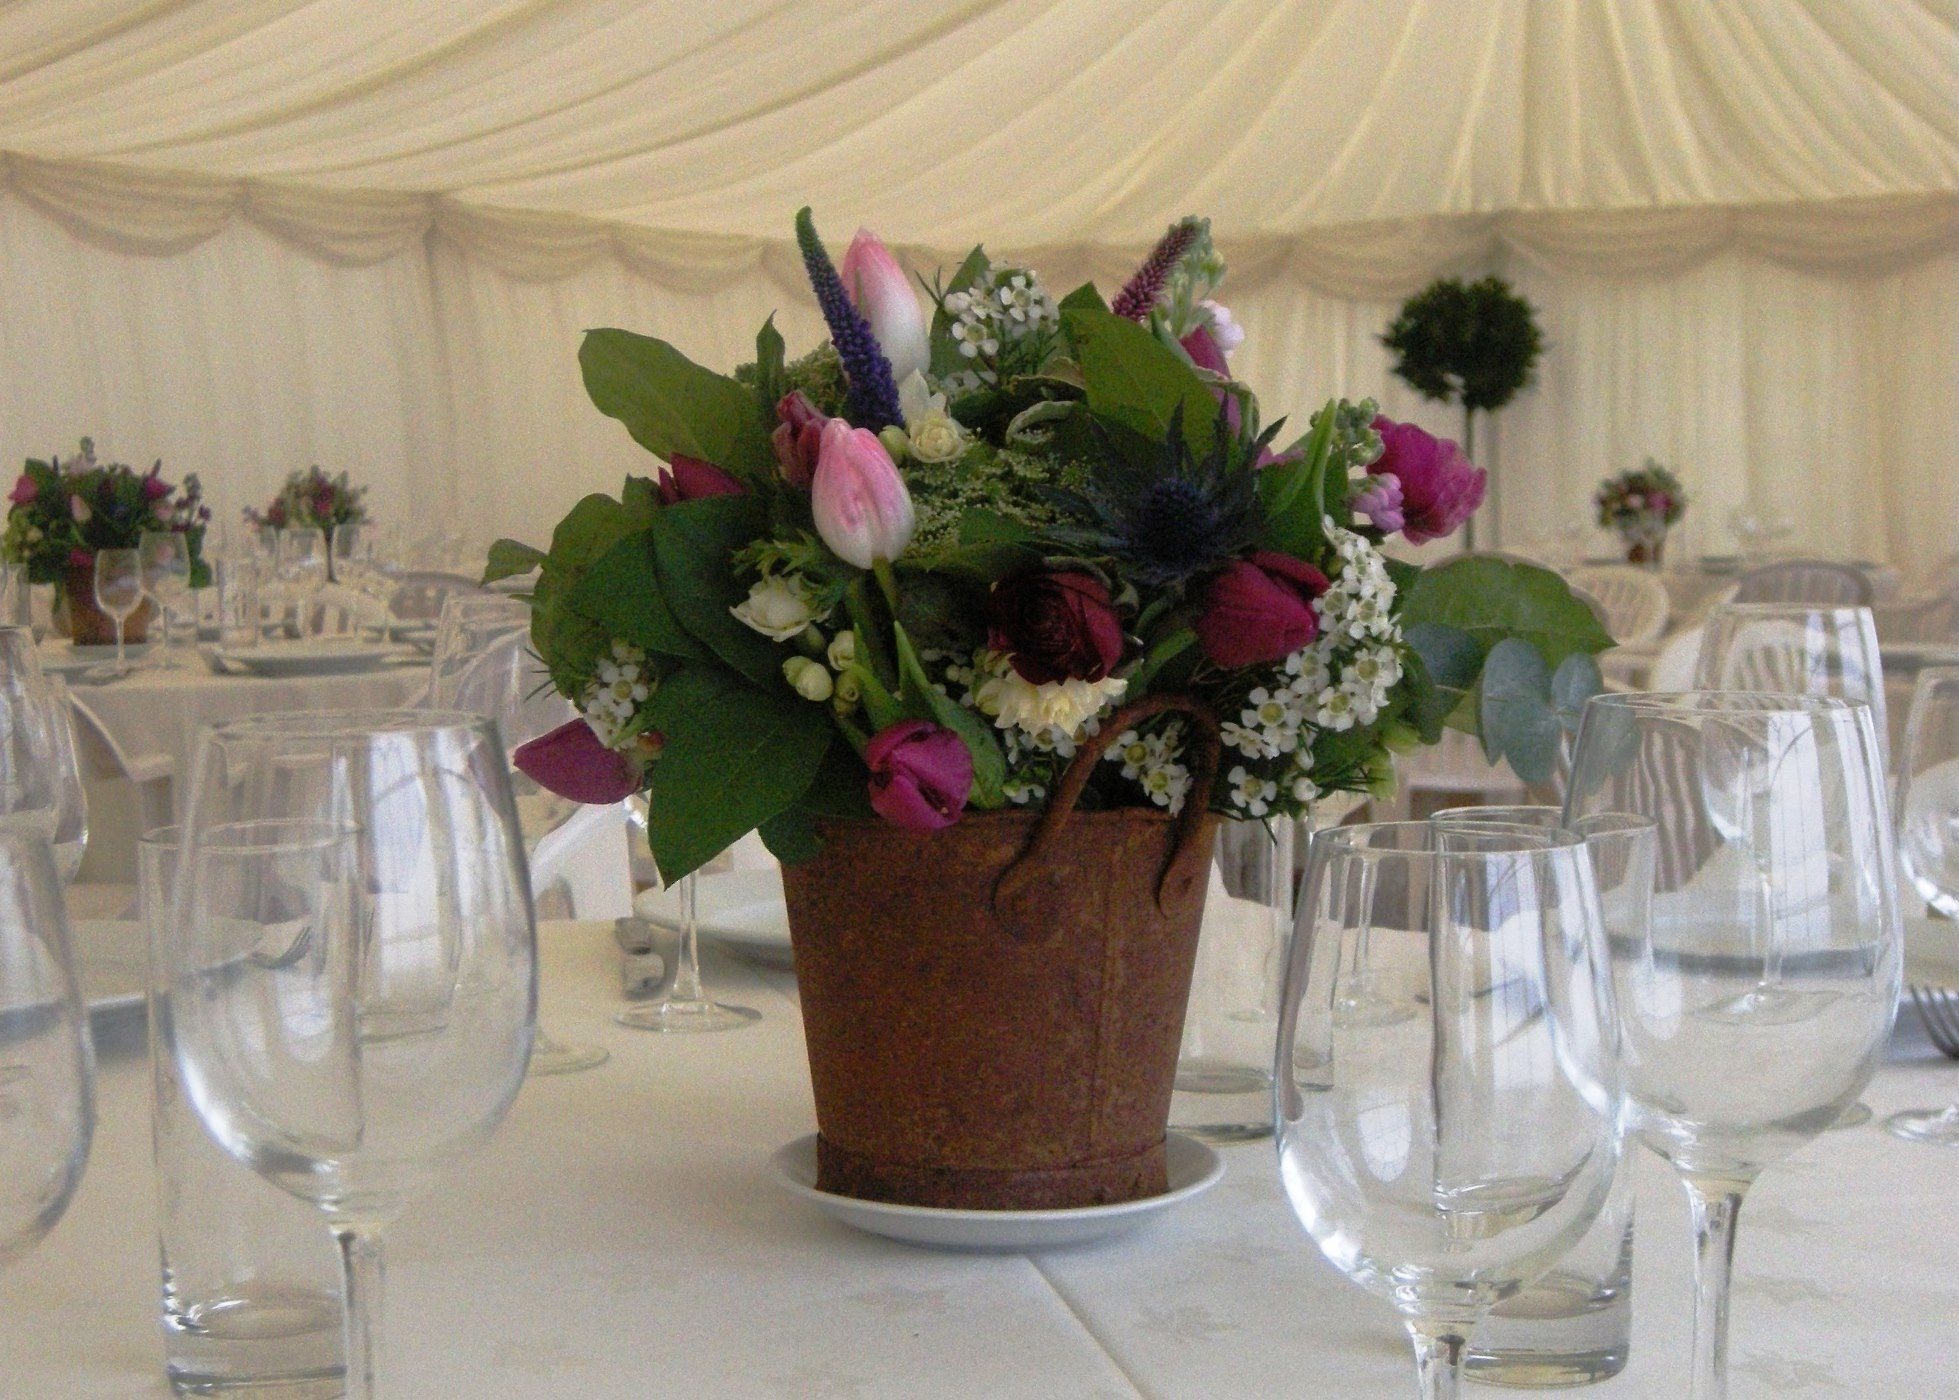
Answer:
[1872,591,1959,645]
[528,799,633,921]
[1568,565,1670,648]
[62,685,172,896]
[387,571,489,624]
[1732,560,1873,606]
[1647,625,1705,692]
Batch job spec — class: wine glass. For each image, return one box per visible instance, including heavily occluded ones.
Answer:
[617,865,760,1034]
[139,531,193,669]
[0,628,88,881]
[93,548,144,676]
[0,828,95,1266]
[1888,666,1959,1145]
[165,710,536,1399]
[1275,821,1623,1399]
[276,529,328,639]
[1564,692,1902,1398]
[330,525,371,636]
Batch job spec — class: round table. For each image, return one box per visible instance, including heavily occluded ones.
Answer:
[1,922,1949,1397]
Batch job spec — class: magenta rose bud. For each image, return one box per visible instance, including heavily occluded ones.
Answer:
[864,720,973,831]
[1350,472,1406,535]
[8,475,36,506]
[771,391,828,489]
[1196,551,1330,668]
[811,419,914,569]
[986,570,1125,685]
[839,229,931,384]
[1368,417,1486,546]
[513,718,644,805]
[656,454,746,506]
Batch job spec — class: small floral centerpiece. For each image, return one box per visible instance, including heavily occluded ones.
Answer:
[490,210,1608,1209]
[1595,459,1686,566]
[246,465,368,534]
[4,439,210,642]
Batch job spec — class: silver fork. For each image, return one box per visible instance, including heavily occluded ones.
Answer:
[1909,984,1959,1059]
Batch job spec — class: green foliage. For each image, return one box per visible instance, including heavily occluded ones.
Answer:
[1060,305,1218,460]
[567,532,707,663]
[579,329,775,482]
[751,316,787,431]
[482,538,545,584]
[892,623,1006,808]
[1257,398,1341,558]
[1401,556,1612,673]
[1477,642,1604,783]
[1381,277,1543,414]
[649,496,787,689]
[780,342,850,416]
[525,487,659,694]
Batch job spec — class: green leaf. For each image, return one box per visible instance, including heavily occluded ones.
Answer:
[892,622,1006,809]
[757,808,822,865]
[579,329,775,481]
[482,539,546,584]
[1257,400,1339,558]
[1551,652,1604,731]
[1057,282,1109,315]
[564,532,707,662]
[753,315,787,432]
[649,495,786,689]
[929,247,993,378]
[1398,647,1453,745]
[1061,305,1217,460]
[957,510,1036,546]
[845,574,900,694]
[641,666,833,882]
[1478,638,1563,783]
[1401,557,1613,672]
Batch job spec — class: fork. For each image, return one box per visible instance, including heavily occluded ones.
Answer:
[1909,984,1959,1059]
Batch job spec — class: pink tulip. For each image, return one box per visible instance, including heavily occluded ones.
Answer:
[7,475,36,506]
[864,720,972,831]
[839,229,930,384]
[811,419,914,569]
[1195,552,1329,668]
[656,454,746,505]
[771,392,828,489]
[513,718,645,805]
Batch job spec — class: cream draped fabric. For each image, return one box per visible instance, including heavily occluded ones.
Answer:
[0,0,1953,564]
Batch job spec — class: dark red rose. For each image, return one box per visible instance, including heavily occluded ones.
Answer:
[987,570,1125,685]
[1195,551,1330,668]
[656,455,746,505]
[771,391,828,489]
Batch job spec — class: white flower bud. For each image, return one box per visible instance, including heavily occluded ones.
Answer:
[782,655,834,703]
[827,630,856,672]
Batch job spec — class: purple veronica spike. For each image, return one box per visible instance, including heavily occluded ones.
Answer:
[795,208,903,432]
[1111,218,1202,321]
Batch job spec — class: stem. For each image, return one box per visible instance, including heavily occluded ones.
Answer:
[114,611,126,671]
[332,1223,386,1400]
[1405,1319,1466,1400]
[1684,1178,1748,1400]
[1461,407,1476,553]
[669,873,704,1004]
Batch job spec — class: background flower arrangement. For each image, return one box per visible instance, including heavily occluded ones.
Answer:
[490,211,1608,882]
[1595,459,1687,565]
[4,438,210,584]
[244,465,368,532]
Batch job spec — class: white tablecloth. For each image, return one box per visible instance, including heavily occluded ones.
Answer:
[2,923,1951,1397]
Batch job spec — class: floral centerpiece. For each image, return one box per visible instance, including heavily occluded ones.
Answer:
[245,465,368,534]
[4,439,209,643]
[490,211,1608,1209]
[1595,459,1686,566]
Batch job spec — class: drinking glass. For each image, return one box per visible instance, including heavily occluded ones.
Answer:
[1695,603,1890,770]
[330,526,375,637]
[165,710,537,1399]
[1888,666,1959,1144]
[214,557,262,650]
[0,828,94,1266]
[1275,822,1623,1399]
[1432,806,1653,1388]
[140,531,194,668]
[1564,692,1902,1398]
[141,827,344,1396]
[0,629,88,881]
[276,529,328,639]
[94,547,145,674]
[617,869,759,1033]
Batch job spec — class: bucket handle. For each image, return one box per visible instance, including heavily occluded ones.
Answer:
[992,692,1222,942]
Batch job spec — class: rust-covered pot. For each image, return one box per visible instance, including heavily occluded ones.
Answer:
[59,561,151,645]
[782,694,1221,1211]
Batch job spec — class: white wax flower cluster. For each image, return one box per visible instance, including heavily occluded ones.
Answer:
[1106,721,1193,815]
[939,261,1060,396]
[580,640,652,749]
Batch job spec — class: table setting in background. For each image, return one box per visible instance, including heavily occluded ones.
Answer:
[0,205,1953,1400]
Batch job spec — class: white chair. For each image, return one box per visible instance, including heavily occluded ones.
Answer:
[388,571,489,624]
[1568,565,1670,648]
[528,799,633,921]
[1733,560,1873,606]
[62,686,172,898]
[1647,625,1705,692]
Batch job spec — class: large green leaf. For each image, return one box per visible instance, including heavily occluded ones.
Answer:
[1401,557,1613,671]
[564,531,707,662]
[649,495,786,689]
[641,666,833,882]
[1256,399,1338,558]
[1061,305,1216,459]
[1478,638,1563,783]
[528,490,660,690]
[752,315,786,434]
[482,538,545,584]
[580,329,775,481]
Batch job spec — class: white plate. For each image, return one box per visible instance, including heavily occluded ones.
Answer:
[68,918,147,1017]
[634,869,792,969]
[770,1132,1224,1251]
[38,640,152,675]
[214,640,395,677]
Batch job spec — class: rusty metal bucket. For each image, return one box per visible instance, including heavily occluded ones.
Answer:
[782,694,1222,1210]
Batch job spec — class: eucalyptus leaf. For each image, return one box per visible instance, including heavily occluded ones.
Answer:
[1550,652,1604,730]
[1478,637,1563,783]
[1401,556,1613,671]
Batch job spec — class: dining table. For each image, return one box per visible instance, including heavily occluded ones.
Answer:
[3,920,1952,1397]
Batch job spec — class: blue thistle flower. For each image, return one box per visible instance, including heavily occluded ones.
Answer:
[794,208,902,432]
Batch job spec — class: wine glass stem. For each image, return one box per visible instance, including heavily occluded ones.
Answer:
[1684,1178,1747,1400]
[333,1223,386,1400]
[114,614,126,671]
[671,874,704,1004]
[1405,1320,1465,1400]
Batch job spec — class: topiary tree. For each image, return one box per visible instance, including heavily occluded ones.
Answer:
[1381,276,1543,550]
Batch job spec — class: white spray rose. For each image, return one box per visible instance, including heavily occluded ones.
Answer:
[897,371,969,464]
[731,573,820,642]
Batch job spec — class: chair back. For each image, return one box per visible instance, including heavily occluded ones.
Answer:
[1732,560,1873,606]
[1567,565,1670,646]
[388,571,490,623]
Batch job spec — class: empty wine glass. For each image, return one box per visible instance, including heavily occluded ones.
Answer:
[93,548,144,676]
[166,710,537,1399]
[617,867,759,1034]
[1564,692,1902,1398]
[277,529,328,639]
[139,531,193,668]
[0,828,95,1266]
[1695,602,1890,769]
[1888,667,1959,1145]
[0,629,88,881]
[1275,822,1623,1399]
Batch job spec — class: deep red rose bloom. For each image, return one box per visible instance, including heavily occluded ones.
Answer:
[987,570,1125,685]
[864,720,972,831]
[1195,551,1330,668]
[771,391,828,489]
[656,455,746,505]
[1367,416,1486,546]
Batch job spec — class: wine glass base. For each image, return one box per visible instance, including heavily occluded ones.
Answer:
[528,1040,609,1075]
[615,999,760,1034]
[1826,1101,1873,1130]
[1884,1107,1959,1145]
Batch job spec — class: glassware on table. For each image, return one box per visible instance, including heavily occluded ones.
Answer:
[1887,666,1959,1145]
[164,710,537,1400]
[1275,821,1623,1400]
[0,628,88,881]
[616,869,759,1033]
[139,531,194,668]
[1431,806,1654,1389]
[330,525,377,639]
[0,563,29,629]
[93,547,145,675]
[214,557,261,650]
[1171,816,1293,1142]
[275,528,328,639]
[1564,691,1902,1399]
[0,828,94,1267]
[139,827,344,1397]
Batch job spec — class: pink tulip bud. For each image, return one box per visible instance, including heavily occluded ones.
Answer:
[839,229,931,385]
[513,718,645,805]
[811,419,915,569]
[864,720,972,831]
[656,454,746,505]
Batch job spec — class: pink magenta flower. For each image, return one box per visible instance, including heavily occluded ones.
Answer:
[8,475,37,506]
[656,454,746,505]
[1196,551,1330,668]
[864,720,972,831]
[839,229,930,385]
[771,392,828,489]
[1368,417,1486,546]
[513,718,644,805]
[1350,472,1406,534]
[811,419,914,569]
